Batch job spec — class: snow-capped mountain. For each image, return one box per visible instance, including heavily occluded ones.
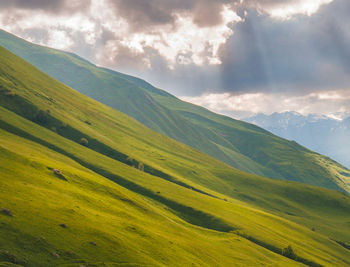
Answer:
[243,112,350,168]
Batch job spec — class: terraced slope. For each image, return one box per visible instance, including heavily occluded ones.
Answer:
[1,46,350,266]
[0,30,349,194]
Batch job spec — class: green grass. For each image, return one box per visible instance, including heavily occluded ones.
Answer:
[0,29,349,194]
[0,44,350,266]
[0,131,307,267]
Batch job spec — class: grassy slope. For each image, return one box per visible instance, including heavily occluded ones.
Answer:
[0,30,349,194]
[149,93,350,193]
[2,131,295,267]
[0,45,350,266]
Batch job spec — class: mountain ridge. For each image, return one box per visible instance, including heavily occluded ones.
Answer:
[244,111,350,169]
[0,29,350,195]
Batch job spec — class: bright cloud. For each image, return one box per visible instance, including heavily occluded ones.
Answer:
[267,0,333,19]
[98,2,242,68]
[244,0,334,19]
[0,0,333,70]
[181,89,350,118]
[0,8,99,51]
[0,0,241,69]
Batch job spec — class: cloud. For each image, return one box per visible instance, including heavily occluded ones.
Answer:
[106,0,332,31]
[0,0,349,117]
[0,0,333,71]
[0,0,90,13]
[181,89,350,118]
[219,0,350,94]
[133,0,350,97]
[107,0,236,31]
[0,0,242,67]
[98,0,242,67]
[242,0,333,18]
[0,0,64,10]
[0,0,337,71]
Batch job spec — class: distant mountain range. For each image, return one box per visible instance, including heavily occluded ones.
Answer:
[244,112,350,168]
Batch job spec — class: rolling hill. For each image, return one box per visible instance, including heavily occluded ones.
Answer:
[1,43,350,266]
[0,29,349,195]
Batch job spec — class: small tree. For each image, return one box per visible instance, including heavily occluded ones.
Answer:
[282,245,296,260]
[80,137,89,147]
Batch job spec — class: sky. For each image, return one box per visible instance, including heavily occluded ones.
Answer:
[0,0,349,119]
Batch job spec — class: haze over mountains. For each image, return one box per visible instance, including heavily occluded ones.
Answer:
[244,112,350,168]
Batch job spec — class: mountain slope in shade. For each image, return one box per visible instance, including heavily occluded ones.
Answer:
[244,112,350,168]
[1,44,350,266]
[1,29,350,194]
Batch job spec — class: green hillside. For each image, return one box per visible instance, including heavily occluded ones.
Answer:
[0,30,349,194]
[1,45,350,266]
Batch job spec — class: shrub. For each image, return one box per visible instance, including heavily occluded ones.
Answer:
[282,245,297,260]
[1,208,13,217]
[0,89,15,96]
[80,137,89,146]
[59,223,67,228]
[33,109,50,125]
[126,157,136,167]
